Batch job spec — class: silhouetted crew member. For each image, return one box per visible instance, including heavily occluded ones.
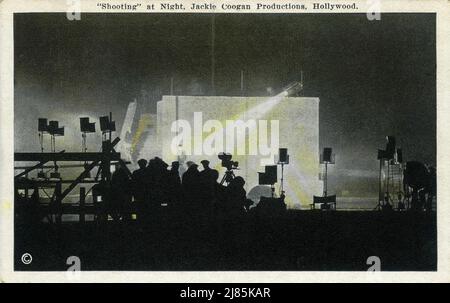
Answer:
[140,158,157,220]
[419,190,427,211]
[182,162,201,211]
[404,161,429,211]
[425,166,436,212]
[145,158,158,206]
[168,161,182,207]
[132,159,148,220]
[199,160,217,209]
[132,159,148,202]
[225,176,249,216]
[199,160,216,180]
[148,157,170,208]
[110,164,131,220]
[210,169,226,213]
[19,184,40,226]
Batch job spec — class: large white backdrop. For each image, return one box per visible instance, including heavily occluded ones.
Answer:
[156,95,322,209]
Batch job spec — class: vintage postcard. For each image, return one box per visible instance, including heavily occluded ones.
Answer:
[0,0,449,283]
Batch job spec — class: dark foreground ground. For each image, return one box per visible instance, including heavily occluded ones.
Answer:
[15,210,436,271]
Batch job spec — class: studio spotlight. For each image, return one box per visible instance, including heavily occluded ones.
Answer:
[276,148,289,197]
[80,117,96,133]
[258,165,278,185]
[321,147,335,164]
[278,81,303,97]
[99,114,116,146]
[258,165,278,198]
[320,147,335,197]
[38,118,48,132]
[278,148,289,164]
[323,147,331,163]
[48,121,65,136]
[99,116,116,133]
[41,120,65,152]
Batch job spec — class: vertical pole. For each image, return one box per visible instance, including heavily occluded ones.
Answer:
[240,70,244,96]
[170,77,174,95]
[324,162,328,197]
[83,132,87,152]
[378,159,382,209]
[39,132,44,152]
[211,14,216,95]
[55,181,62,224]
[175,96,180,164]
[398,163,402,204]
[108,112,113,182]
[25,174,29,198]
[79,187,85,224]
[386,160,391,204]
[109,112,112,142]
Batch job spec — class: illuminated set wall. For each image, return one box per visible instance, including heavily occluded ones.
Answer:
[156,95,322,209]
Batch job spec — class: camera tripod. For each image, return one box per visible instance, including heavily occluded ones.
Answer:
[220,168,235,186]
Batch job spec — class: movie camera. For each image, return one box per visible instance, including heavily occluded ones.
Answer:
[218,153,239,185]
[218,152,239,170]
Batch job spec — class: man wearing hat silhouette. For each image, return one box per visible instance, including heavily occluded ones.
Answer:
[182,161,200,211]
[168,161,182,208]
[199,160,219,213]
[132,159,148,221]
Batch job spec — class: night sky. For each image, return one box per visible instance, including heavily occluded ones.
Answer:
[14,13,436,197]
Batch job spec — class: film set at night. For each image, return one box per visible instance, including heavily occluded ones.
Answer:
[13,13,436,271]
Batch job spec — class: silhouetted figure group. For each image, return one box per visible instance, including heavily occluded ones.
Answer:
[111,163,132,221]
[124,157,253,224]
[403,162,436,212]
